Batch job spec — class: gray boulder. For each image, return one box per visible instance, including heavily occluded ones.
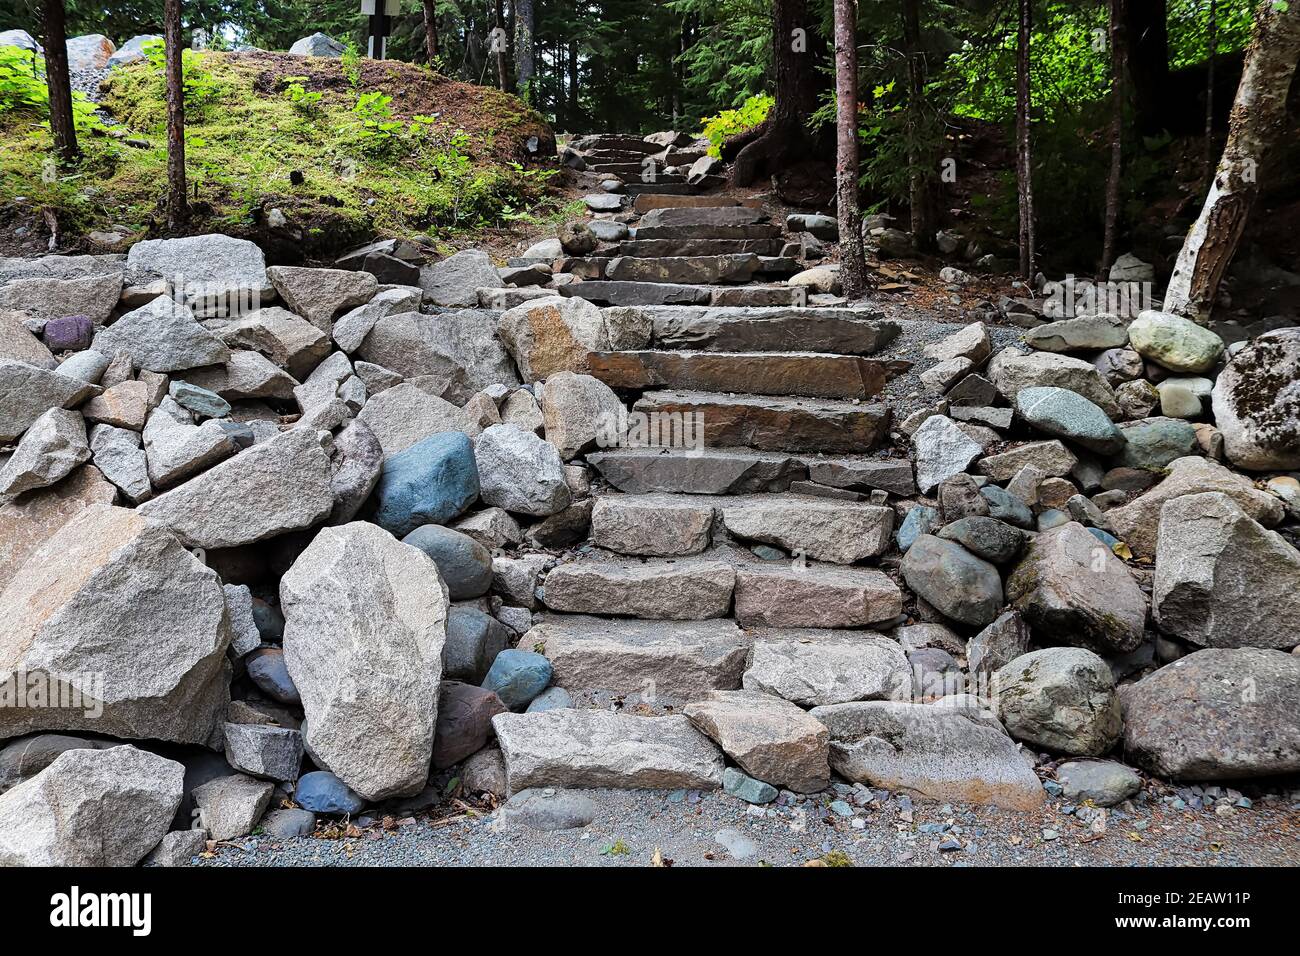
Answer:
[92,296,230,372]
[1153,492,1300,650]
[0,358,96,442]
[1056,759,1141,807]
[125,234,272,317]
[1006,521,1147,653]
[138,427,334,549]
[289,32,345,56]
[1122,648,1300,779]
[192,773,274,841]
[475,423,571,516]
[0,746,183,866]
[281,522,449,800]
[995,647,1123,756]
[742,631,910,706]
[1210,328,1300,470]
[0,407,89,497]
[810,700,1044,810]
[901,535,1004,628]
[685,689,830,793]
[0,505,230,746]
[420,250,502,308]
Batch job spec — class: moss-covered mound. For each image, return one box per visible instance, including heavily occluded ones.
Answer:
[0,48,558,258]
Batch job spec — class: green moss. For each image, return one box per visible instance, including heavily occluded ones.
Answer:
[0,51,560,254]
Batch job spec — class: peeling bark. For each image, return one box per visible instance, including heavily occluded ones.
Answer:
[1165,0,1300,321]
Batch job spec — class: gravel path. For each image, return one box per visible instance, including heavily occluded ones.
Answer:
[195,781,1300,868]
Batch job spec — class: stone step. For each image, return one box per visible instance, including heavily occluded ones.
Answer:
[633,222,784,241]
[588,350,895,399]
[573,134,659,155]
[559,281,800,308]
[586,447,809,495]
[623,183,708,198]
[733,562,904,629]
[590,491,895,563]
[582,148,653,162]
[524,614,752,701]
[542,556,736,619]
[630,195,745,214]
[755,257,802,277]
[632,389,890,454]
[641,306,898,355]
[616,237,783,258]
[640,206,769,228]
[605,254,760,285]
[586,161,665,176]
[492,709,725,791]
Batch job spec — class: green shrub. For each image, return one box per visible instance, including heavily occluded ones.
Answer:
[699,93,773,158]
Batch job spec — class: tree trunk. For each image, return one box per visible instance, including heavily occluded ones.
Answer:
[514,0,534,96]
[421,0,439,64]
[1164,0,1300,321]
[1100,0,1126,275]
[568,39,579,125]
[834,0,868,298]
[1125,0,1168,134]
[732,0,821,186]
[164,0,187,231]
[41,0,78,164]
[1015,0,1034,279]
[494,0,510,91]
[1204,0,1217,182]
[901,0,933,251]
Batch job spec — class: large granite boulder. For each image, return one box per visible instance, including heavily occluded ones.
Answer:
[91,296,230,372]
[0,505,230,746]
[1153,492,1300,650]
[809,700,1044,810]
[0,358,96,442]
[280,523,449,800]
[1005,521,1147,653]
[138,427,334,549]
[1210,328,1300,470]
[1122,648,1300,779]
[497,296,651,382]
[0,746,183,866]
[125,234,273,317]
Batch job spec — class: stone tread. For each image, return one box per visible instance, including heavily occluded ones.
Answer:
[587,350,898,399]
[559,281,800,308]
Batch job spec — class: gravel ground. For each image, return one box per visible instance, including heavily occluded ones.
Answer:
[195,781,1300,868]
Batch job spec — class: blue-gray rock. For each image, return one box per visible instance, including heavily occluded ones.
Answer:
[1037,509,1069,530]
[401,524,493,599]
[1111,417,1199,470]
[246,648,300,705]
[293,771,365,814]
[979,485,1034,529]
[897,505,940,552]
[261,807,316,839]
[169,380,231,419]
[502,788,596,830]
[442,607,511,683]
[938,516,1025,564]
[1015,386,1125,454]
[482,648,553,710]
[722,766,778,804]
[525,687,572,712]
[900,535,1004,627]
[251,597,284,641]
[372,431,480,537]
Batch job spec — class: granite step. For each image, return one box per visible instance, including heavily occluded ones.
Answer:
[616,237,784,258]
[632,389,891,454]
[604,253,761,285]
[589,491,895,563]
[559,281,800,308]
[587,350,898,399]
[542,555,736,619]
[639,305,899,354]
[585,446,810,495]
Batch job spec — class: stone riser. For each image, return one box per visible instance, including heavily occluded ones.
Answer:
[588,350,894,399]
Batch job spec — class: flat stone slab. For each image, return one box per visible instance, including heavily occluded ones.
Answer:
[639,206,769,229]
[630,195,742,213]
[590,492,717,555]
[560,281,712,306]
[634,223,784,241]
[708,286,801,308]
[743,629,912,706]
[802,456,917,496]
[605,254,760,285]
[526,614,752,700]
[492,710,725,791]
[720,495,895,563]
[588,350,893,399]
[587,446,807,494]
[543,557,735,619]
[633,390,890,454]
[734,563,904,628]
[810,700,1045,810]
[617,238,780,258]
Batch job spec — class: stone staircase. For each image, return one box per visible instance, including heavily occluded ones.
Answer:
[492,136,927,794]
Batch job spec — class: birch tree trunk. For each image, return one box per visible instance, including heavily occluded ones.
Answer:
[1100,0,1126,274]
[41,0,78,164]
[164,0,187,231]
[1164,0,1300,321]
[835,0,868,298]
[1015,0,1035,280]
